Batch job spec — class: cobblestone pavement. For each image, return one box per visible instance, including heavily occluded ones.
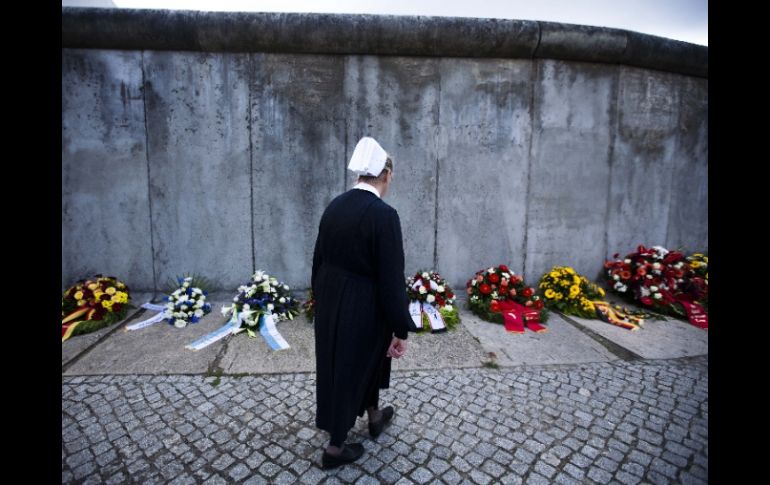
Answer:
[62,356,707,484]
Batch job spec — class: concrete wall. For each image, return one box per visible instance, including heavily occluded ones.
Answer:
[62,10,707,292]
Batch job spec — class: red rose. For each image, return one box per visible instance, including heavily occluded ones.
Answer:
[640,297,654,306]
[479,283,492,295]
[522,288,534,298]
[91,307,106,320]
[636,267,647,276]
[488,273,500,284]
[436,296,445,306]
[499,265,509,273]
[620,271,631,280]
[490,300,500,312]
[447,292,454,299]
[535,300,544,309]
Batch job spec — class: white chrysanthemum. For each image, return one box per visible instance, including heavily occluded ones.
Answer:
[471,295,479,301]
[653,262,661,269]
[650,286,659,292]
[422,272,429,279]
[646,275,653,280]
[283,284,289,291]
[471,280,477,286]
[267,303,275,311]
[624,259,632,264]
[279,297,286,303]
[491,291,498,298]
[640,287,651,297]
[444,304,453,311]
[488,267,495,274]
[426,294,436,303]
[653,293,662,300]
[166,302,174,309]
[243,304,250,310]
[437,285,445,293]
[502,272,510,279]
[613,274,620,281]
[174,319,187,328]
[194,309,204,317]
[419,286,427,294]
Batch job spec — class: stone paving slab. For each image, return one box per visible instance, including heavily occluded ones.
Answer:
[62,292,155,367]
[461,310,620,366]
[64,298,492,376]
[564,313,708,360]
[62,356,708,484]
[63,299,235,376]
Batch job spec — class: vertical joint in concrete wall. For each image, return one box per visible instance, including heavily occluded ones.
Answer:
[140,50,159,295]
[604,66,622,263]
[247,54,256,275]
[433,72,441,270]
[522,59,539,280]
[667,79,688,252]
[343,126,348,192]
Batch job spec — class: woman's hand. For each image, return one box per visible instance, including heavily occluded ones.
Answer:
[386,336,407,358]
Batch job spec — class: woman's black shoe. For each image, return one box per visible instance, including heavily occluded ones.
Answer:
[321,443,365,469]
[368,406,394,438]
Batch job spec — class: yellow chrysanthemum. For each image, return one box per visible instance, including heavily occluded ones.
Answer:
[87,283,98,291]
[599,288,606,297]
[101,300,114,310]
[74,291,84,300]
[545,289,556,299]
[117,282,126,289]
[549,271,559,279]
[77,300,86,306]
[554,292,563,300]
[93,290,104,299]
[691,261,702,268]
[106,287,116,295]
[569,285,580,296]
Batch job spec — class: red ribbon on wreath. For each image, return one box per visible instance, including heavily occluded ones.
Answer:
[490,299,547,334]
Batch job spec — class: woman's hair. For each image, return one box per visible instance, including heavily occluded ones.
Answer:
[358,157,393,184]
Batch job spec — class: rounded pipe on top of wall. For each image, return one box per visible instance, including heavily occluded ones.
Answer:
[62,7,707,78]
